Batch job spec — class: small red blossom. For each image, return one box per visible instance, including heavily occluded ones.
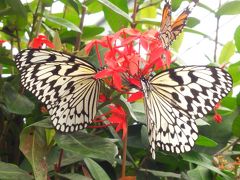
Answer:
[98,93,107,103]
[214,113,222,123]
[214,102,221,109]
[108,105,127,139]
[127,91,144,102]
[213,102,222,123]
[0,40,6,44]
[29,35,54,49]
[88,104,127,139]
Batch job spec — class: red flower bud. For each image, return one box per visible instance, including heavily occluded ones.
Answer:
[214,114,222,123]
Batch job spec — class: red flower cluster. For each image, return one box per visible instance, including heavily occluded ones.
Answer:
[85,28,171,92]
[88,103,127,139]
[85,28,171,138]
[29,35,54,49]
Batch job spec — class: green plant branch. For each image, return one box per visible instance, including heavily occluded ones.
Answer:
[214,138,240,156]
[16,29,21,51]
[63,4,67,19]
[57,149,64,172]
[28,0,41,46]
[0,121,9,150]
[213,0,221,63]
[74,2,87,51]
[121,126,128,178]
[35,4,45,37]
[131,0,139,28]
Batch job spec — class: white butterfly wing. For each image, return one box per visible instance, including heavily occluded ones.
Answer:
[142,66,232,158]
[15,49,100,132]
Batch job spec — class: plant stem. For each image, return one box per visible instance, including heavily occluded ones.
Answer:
[74,3,87,51]
[16,29,21,51]
[28,0,41,46]
[214,138,240,156]
[0,121,9,150]
[131,0,139,28]
[121,126,128,178]
[213,0,221,63]
[35,4,44,37]
[57,149,64,172]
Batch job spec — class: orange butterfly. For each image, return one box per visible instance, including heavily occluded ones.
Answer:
[159,0,199,49]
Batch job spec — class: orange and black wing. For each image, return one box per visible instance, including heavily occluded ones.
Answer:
[159,0,199,49]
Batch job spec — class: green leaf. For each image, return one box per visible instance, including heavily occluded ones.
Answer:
[31,118,53,129]
[187,166,211,180]
[186,17,200,28]
[0,161,33,180]
[172,0,182,11]
[216,1,240,16]
[42,23,55,37]
[84,158,111,180]
[45,146,85,171]
[138,4,157,19]
[228,61,240,87]
[232,115,240,137]
[56,173,91,180]
[195,135,218,147]
[237,92,240,106]
[101,0,129,32]
[138,168,181,178]
[19,127,48,180]
[82,26,105,39]
[218,41,235,64]
[2,82,35,115]
[0,56,15,66]
[60,0,80,14]
[86,1,102,14]
[234,25,240,53]
[172,32,184,52]
[198,112,235,153]
[128,124,145,148]
[182,152,231,180]
[98,0,132,27]
[42,0,54,7]
[55,132,118,164]
[6,0,27,17]
[45,15,81,32]
[53,31,62,51]
[5,0,27,29]
[59,26,104,44]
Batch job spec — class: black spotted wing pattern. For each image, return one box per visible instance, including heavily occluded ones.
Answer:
[15,49,100,132]
[141,66,232,158]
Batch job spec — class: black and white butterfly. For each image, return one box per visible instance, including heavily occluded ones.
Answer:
[15,49,100,133]
[15,49,233,159]
[141,66,232,158]
[160,0,199,49]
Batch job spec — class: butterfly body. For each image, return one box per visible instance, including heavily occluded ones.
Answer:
[15,49,100,133]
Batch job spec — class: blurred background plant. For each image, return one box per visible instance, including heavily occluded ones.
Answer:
[0,0,240,179]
